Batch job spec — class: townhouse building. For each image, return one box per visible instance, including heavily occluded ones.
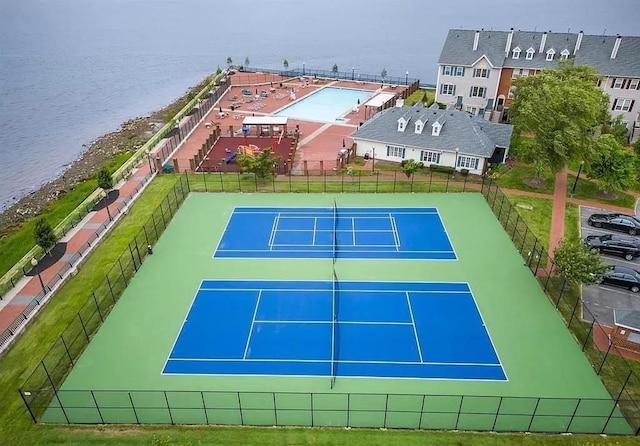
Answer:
[435,29,640,142]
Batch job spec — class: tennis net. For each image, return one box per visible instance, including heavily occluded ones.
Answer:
[332,199,338,264]
[330,265,338,389]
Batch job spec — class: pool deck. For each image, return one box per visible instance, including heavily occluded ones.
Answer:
[169,71,409,173]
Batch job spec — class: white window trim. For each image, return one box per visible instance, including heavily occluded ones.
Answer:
[441,83,455,95]
[521,69,529,77]
[526,49,535,60]
[470,86,486,98]
[512,49,521,59]
[420,150,440,164]
[615,99,633,112]
[443,65,452,76]
[473,68,489,78]
[613,78,624,89]
[457,155,480,169]
[387,145,405,158]
[508,86,516,99]
[546,49,555,61]
[454,66,465,76]
[629,79,639,89]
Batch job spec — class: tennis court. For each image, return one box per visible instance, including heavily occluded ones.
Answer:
[214,206,456,259]
[163,279,505,381]
[40,193,630,433]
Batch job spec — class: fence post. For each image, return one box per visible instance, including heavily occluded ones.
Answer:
[134,239,143,265]
[128,392,140,424]
[164,391,174,425]
[42,361,70,423]
[568,291,581,327]
[383,394,389,428]
[184,171,191,192]
[273,392,278,426]
[410,175,414,193]
[582,319,596,351]
[118,258,127,285]
[463,175,468,192]
[93,292,103,321]
[511,214,520,238]
[310,393,314,427]
[428,170,433,193]
[18,390,37,423]
[106,276,116,304]
[151,213,159,239]
[375,171,379,192]
[159,202,166,226]
[341,171,345,193]
[60,335,73,365]
[491,396,503,431]
[497,194,507,222]
[418,395,426,429]
[603,370,632,434]
[520,226,529,253]
[142,225,150,246]
[128,244,138,272]
[237,172,241,191]
[254,173,258,192]
[555,278,567,309]
[565,399,581,433]
[201,391,210,424]
[393,172,396,193]
[237,392,244,425]
[527,398,541,432]
[454,396,464,430]
[77,313,89,341]
[91,391,105,423]
[597,342,613,375]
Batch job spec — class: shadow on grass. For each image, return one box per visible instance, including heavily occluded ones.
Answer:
[25,242,67,275]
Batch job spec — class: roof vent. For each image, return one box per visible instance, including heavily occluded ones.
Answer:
[611,35,622,59]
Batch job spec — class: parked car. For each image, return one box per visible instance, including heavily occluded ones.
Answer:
[587,213,640,235]
[583,234,640,260]
[596,265,640,293]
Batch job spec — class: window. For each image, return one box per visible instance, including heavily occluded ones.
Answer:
[457,155,480,169]
[473,68,490,78]
[386,145,405,158]
[415,123,423,134]
[613,78,624,89]
[521,69,529,77]
[546,50,555,61]
[421,151,440,164]
[442,66,464,76]
[440,83,455,95]
[465,106,478,115]
[526,48,535,60]
[629,79,639,90]
[442,65,452,76]
[508,86,516,99]
[454,66,465,76]
[512,48,521,59]
[613,99,634,112]
[469,86,486,98]
[511,69,519,79]
[560,50,570,60]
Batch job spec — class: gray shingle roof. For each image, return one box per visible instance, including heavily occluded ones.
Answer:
[351,103,513,158]
[614,309,640,331]
[439,29,640,76]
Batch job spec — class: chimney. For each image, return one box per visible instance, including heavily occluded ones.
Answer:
[611,35,622,59]
[505,28,514,53]
[473,30,480,51]
[573,30,584,54]
[539,32,547,53]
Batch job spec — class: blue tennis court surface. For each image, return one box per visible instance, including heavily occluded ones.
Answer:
[214,207,456,260]
[163,280,506,381]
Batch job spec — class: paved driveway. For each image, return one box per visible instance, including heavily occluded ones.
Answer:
[580,206,640,325]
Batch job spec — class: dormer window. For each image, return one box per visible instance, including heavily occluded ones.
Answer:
[560,49,570,61]
[415,122,423,134]
[397,118,407,132]
[526,48,535,60]
[432,122,442,136]
[512,47,521,59]
[546,49,555,61]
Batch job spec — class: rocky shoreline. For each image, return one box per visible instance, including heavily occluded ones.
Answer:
[0,78,208,234]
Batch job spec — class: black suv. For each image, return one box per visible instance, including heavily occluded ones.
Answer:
[584,234,640,260]
[596,265,640,293]
[587,213,640,235]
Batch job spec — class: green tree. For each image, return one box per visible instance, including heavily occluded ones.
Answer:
[237,148,281,180]
[97,167,113,191]
[603,115,630,146]
[553,236,609,285]
[226,56,233,67]
[400,159,423,178]
[244,56,250,67]
[215,66,222,75]
[282,58,289,70]
[331,63,339,74]
[509,64,609,181]
[585,134,637,194]
[381,68,387,82]
[34,217,57,256]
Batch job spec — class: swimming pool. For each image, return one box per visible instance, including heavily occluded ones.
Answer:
[275,87,372,122]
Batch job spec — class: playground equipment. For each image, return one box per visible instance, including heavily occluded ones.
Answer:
[237,144,263,157]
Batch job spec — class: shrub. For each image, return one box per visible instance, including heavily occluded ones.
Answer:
[429,164,455,174]
[460,168,469,177]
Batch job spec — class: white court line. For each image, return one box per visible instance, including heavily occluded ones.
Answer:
[406,292,424,363]
[312,217,317,246]
[390,214,400,251]
[167,357,502,367]
[352,217,356,246]
[274,229,396,233]
[253,320,414,325]
[199,287,471,294]
[267,213,280,250]
[212,210,235,258]
[243,290,262,359]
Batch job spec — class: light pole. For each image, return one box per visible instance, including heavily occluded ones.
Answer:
[352,67,355,81]
[571,161,585,197]
[31,258,47,295]
[452,148,459,179]
[302,62,305,76]
[146,150,153,173]
[405,71,409,85]
[371,147,376,172]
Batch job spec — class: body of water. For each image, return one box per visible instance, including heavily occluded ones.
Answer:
[0,0,638,209]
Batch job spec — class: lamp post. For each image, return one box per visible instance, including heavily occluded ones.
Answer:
[453,148,459,179]
[371,147,376,172]
[31,258,47,295]
[352,67,355,81]
[405,71,409,85]
[146,150,153,173]
[302,62,305,76]
[571,161,585,197]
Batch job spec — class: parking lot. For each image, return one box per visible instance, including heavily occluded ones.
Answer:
[580,206,640,325]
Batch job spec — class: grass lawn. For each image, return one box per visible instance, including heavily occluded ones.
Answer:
[1,177,638,445]
[494,165,555,195]
[505,195,553,251]
[567,175,636,209]
[564,204,580,241]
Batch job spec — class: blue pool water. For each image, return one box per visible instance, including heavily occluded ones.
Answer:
[275,87,372,122]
